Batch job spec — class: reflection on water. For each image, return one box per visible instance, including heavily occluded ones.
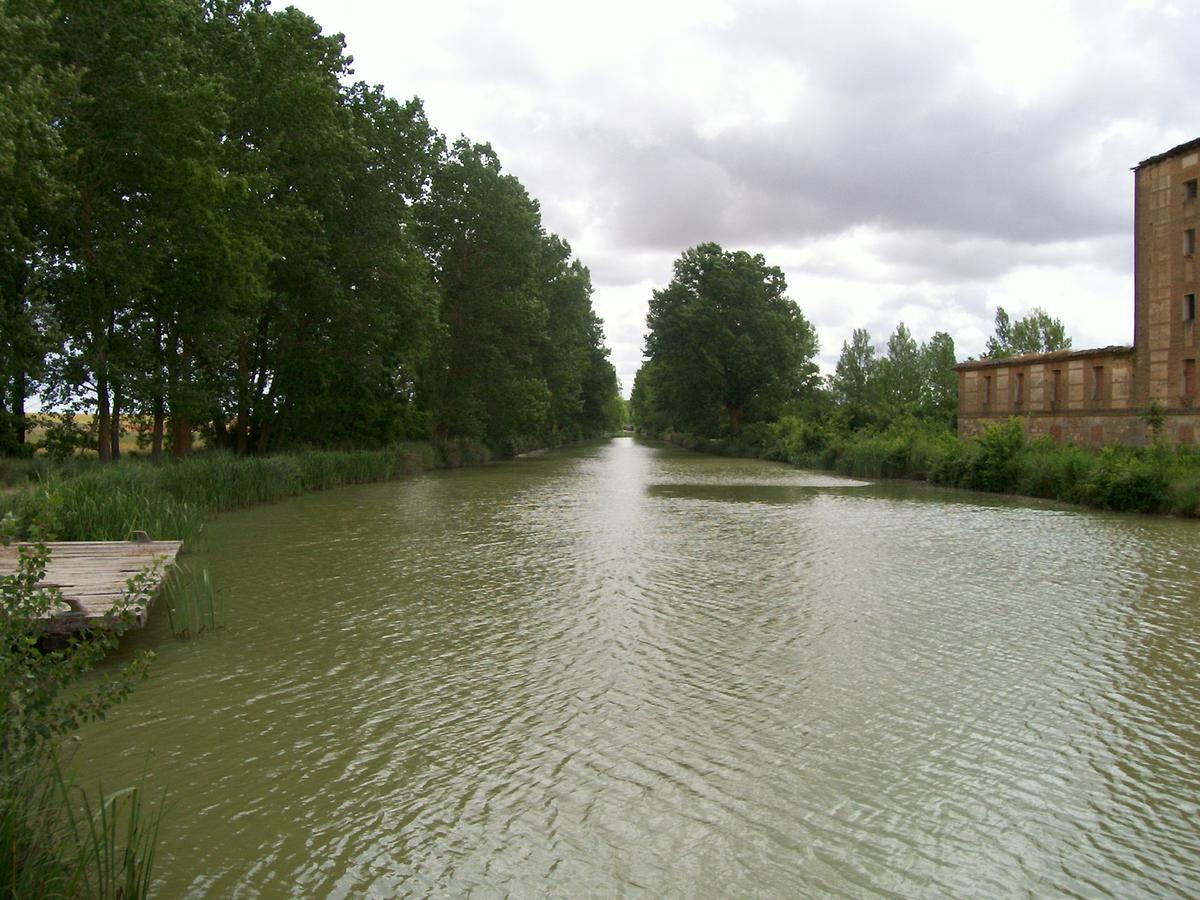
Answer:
[80,438,1200,897]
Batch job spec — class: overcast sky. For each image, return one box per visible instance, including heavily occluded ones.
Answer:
[295,0,1200,395]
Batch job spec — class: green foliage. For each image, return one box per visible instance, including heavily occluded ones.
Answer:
[1,520,160,896]
[1085,446,1171,513]
[65,777,162,900]
[1142,400,1166,443]
[825,324,958,431]
[822,421,1200,516]
[964,418,1025,492]
[163,561,222,639]
[3,1,620,459]
[1,444,459,542]
[984,306,1072,359]
[33,412,92,461]
[829,328,877,429]
[639,243,819,437]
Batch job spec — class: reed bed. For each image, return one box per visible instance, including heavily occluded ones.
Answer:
[0,441,478,543]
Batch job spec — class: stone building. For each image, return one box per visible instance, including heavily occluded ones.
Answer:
[956,136,1200,447]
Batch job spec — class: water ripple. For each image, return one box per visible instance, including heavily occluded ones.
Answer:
[76,439,1200,897]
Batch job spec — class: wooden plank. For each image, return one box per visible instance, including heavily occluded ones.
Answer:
[2,540,183,633]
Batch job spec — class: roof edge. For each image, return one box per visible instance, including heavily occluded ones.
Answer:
[955,345,1134,371]
[1135,136,1200,170]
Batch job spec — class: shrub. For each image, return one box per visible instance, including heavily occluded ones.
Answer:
[963,418,1025,493]
[1085,447,1170,513]
[1,521,160,896]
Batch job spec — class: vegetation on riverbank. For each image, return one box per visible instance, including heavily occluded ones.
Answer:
[2,529,160,896]
[630,252,1194,518]
[650,416,1200,517]
[0,439,500,542]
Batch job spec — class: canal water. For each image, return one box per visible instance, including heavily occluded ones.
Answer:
[79,437,1200,896]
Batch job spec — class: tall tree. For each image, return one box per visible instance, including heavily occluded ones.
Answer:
[642,243,818,435]
[984,306,1071,359]
[0,0,70,454]
[420,139,551,448]
[45,0,228,460]
[876,322,923,412]
[919,330,957,425]
[829,328,878,429]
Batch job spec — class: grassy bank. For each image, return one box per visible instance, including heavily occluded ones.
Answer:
[650,416,1200,517]
[0,439,494,543]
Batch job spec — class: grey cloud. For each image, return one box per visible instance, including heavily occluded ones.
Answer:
[526,2,1198,263]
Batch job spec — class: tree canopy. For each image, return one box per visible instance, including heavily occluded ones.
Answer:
[634,243,818,436]
[0,0,622,458]
[828,324,958,429]
[984,306,1072,359]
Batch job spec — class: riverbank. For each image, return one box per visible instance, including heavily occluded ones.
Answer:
[0,439,495,543]
[646,417,1200,517]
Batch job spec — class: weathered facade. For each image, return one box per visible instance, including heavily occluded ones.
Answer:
[957,137,1200,447]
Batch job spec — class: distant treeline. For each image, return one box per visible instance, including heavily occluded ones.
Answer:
[630,243,960,437]
[0,0,622,461]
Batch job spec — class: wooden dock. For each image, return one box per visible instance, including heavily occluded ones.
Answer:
[1,538,183,634]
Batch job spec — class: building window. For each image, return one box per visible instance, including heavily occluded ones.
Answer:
[1186,179,1199,202]
[1186,229,1197,257]
[1185,359,1197,399]
[1051,368,1062,405]
[982,375,992,405]
[1092,366,1104,401]
[1186,293,1197,322]
[1014,372,1024,405]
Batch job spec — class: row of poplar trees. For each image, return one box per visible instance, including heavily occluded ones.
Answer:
[0,0,622,460]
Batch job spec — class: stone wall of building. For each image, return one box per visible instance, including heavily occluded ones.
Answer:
[955,136,1200,449]
[1135,139,1199,420]
[957,347,1142,447]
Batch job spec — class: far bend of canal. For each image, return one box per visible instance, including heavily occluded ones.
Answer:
[79,437,1200,897]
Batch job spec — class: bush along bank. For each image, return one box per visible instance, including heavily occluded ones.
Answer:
[0,439,496,544]
[646,416,1200,518]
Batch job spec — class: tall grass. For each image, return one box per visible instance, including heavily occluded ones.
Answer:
[0,441,484,543]
[0,760,163,899]
[64,777,163,900]
[163,562,222,639]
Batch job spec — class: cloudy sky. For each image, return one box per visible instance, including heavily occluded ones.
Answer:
[296,0,1199,394]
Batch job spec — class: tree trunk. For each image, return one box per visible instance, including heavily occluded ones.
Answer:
[728,405,743,435]
[151,394,165,462]
[14,373,26,446]
[213,409,229,449]
[255,417,271,455]
[110,386,121,461]
[235,335,250,455]
[255,379,278,455]
[171,412,190,459]
[169,334,193,460]
[95,365,111,463]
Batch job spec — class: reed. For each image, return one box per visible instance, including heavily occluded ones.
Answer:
[63,776,163,900]
[2,443,453,543]
[163,562,222,639]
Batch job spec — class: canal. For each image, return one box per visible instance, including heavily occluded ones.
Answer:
[79,437,1200,896]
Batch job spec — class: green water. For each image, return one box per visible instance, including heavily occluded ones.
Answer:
[78,437,1200,896]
